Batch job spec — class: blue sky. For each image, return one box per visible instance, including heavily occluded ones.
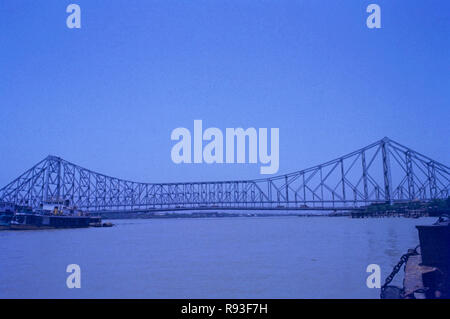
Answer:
[0,0,449,185]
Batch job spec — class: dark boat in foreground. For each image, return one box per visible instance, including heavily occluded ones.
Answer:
[381,215,450,299]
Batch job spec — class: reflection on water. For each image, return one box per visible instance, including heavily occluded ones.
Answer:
[0,216,434,299]
[385,226,401,258]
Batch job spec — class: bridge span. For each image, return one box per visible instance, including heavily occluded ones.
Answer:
[0,137,448,213]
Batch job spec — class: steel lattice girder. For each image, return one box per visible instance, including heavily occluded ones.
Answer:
[0,138,448,212]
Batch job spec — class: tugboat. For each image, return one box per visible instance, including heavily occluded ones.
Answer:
[9,200,101,230]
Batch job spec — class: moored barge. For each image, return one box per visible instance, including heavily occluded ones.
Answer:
[10,213,95,230]
[1,200,106,230]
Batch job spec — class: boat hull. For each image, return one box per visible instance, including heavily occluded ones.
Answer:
[10,214,98,230]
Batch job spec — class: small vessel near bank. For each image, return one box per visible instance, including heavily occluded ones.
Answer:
[1,200,110,230]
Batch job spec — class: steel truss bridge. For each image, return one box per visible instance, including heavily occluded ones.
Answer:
[0,138,448,213]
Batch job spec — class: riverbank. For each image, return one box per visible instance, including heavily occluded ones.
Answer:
[100,211,351,219]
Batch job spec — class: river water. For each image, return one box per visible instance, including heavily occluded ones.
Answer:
[0,216,433,299]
